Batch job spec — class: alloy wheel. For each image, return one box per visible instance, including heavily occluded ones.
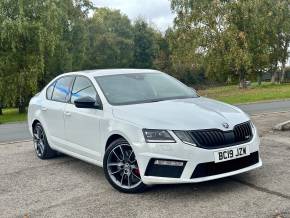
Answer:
[107,143,142,189]
[33,125,45,157]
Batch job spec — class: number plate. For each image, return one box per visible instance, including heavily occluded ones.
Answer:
[214,145,250,163]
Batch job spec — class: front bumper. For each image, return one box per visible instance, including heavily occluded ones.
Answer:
[135,130,262,185]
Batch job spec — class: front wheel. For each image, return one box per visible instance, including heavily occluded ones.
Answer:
[103,138,147,193]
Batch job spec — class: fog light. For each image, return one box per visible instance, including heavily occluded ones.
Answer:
[154,160,184,167]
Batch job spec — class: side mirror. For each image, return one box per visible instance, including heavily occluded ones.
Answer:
[74,96,102,109]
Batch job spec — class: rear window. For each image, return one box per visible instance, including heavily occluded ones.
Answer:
[51,76,74,102]
[46,82,55,100]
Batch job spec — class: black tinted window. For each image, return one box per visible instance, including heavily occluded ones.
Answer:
[52,76,74,102]
[46,82,55,100]
[71,76,97,103]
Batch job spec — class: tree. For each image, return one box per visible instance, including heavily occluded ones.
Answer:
[153,31,172,72]
[0,0,93,113]
[42,0,93,85]
[226,0,272,87]
[266,0,290,83]
[275,0,290,83]
[0,71,3,115]
[85,8,134,69]
[0,3,167,113]
[170,0,235,83]
[0,0,64,112]
[170,0,290,87]
[132,19,158,68]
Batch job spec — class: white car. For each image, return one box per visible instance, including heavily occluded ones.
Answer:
[28,69,262,193]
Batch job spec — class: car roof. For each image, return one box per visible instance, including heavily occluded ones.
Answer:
[62,69,161,77]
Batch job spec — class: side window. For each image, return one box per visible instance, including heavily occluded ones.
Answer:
[46,82,55,100]
[70,76,97,103]
[51,76,74,102]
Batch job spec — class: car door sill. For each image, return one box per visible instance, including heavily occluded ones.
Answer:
[54,146,103,167]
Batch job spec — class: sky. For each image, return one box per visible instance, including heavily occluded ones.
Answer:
[92,0,175,32]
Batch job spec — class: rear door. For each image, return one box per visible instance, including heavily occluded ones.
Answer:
[42,76,74,147]
[64,76,104,161]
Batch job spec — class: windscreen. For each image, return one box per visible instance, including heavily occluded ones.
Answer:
[95,73,198,105]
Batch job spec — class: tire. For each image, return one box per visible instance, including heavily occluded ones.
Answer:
[103,138,147,193]
[33,122,57,159]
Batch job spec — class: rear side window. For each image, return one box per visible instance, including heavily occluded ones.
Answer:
[46,82,55,100]
[51,76,74,102]
[70,76,97,103]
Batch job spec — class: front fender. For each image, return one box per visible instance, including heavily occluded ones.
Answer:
[101,119,145,159]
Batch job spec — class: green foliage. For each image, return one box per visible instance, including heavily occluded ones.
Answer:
[0,0,93,110]
[0,2,169,112]
[170,0,290,85]
[1,0,289,115]
[42,0,93,83]
[132,19,158,68]
[153,32,171,72]
[85,8,134,69]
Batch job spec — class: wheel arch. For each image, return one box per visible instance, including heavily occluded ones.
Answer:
[32,119,41,130]
[105,133,127,150]
[104,129,138,152]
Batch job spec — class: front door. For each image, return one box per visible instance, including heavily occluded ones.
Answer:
[64,76,103,161]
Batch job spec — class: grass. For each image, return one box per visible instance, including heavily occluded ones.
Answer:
[198,82,290,104]
[0,108,27,124]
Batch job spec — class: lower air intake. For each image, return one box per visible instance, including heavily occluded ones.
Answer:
[191,151,259,179]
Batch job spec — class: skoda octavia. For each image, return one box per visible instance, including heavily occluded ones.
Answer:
[28,69,262,193]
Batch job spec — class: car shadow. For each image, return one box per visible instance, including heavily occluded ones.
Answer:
[148,177,236,192]
[53,155,251,197]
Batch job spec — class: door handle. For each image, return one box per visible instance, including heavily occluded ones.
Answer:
[64,111,71,116]
[41,107,47,111]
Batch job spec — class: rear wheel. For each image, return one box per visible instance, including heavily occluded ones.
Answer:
[33,123,57,159]
[103,138,147,193]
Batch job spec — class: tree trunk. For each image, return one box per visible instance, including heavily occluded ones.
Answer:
[239,70,246,89]
[280,61,286,83]
[227,75,232,84]
[271,71,278,83]
[257,72,262,86]
[18,105,26,114]
[18,97,26,114]
[0,102,2,115]
[271,63,278,83]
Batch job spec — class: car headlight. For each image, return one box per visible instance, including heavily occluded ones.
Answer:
[173,130,197,146]
[142,129,176,143]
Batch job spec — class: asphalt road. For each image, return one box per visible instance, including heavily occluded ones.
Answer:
[237,100,290,114]
[0,112,290,217]
[0,122,30,143]
[0,100,289,143]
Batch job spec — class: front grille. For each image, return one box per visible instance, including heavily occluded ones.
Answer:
[188,121,253,149]
[191,151,259,179]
